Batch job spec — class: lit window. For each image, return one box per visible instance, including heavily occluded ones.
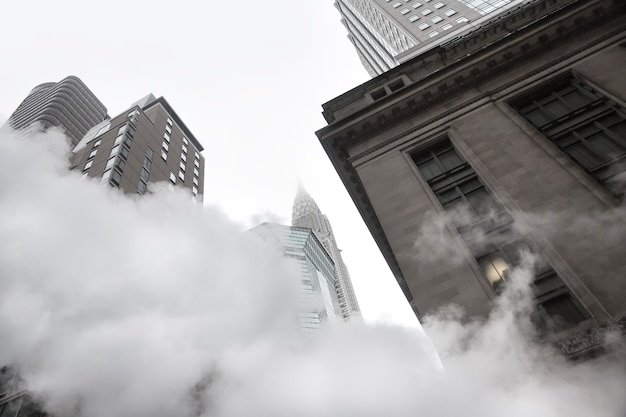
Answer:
[179,171,185,181]
[412,2,422,7]
[166,117,173,126]
[83,160,93,171]
[182,144,188,154]
[400,8,410,14]
[445,8,456,16]
[162,141,169,152]
[431,15,443,23]
[164,133,170,142]
[409,14,419,21]
[161,150,167,161]
[391,1,402,7]
[93,139,101,148]
[428,30,439,37]
[418,22,430,30]
[433,2,444,8]
[170,172,176,184]
[88,149,97,159]
[456,16,469,23]
[181,152,187,162]
[180,161,186,171]
[183,137,189,145]
[422,8,432,15]
[442,23,453,30]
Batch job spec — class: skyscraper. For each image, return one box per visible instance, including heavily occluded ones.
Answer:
[292,189,361,321]
[335,0,525,76]
[317,0,626,358]
[5,75,108,147]
[71,94,205,199]
[252,223,343,333]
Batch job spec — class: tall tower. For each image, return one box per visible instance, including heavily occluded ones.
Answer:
[5,75,108,147]
[71,94,205,199]
[335,0,525,77]
[252,223,343,333]
[292,188,361,321]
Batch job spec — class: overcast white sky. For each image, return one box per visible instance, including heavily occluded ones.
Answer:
[0,0,419,326]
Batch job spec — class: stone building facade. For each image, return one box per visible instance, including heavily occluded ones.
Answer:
[317,0,626,357]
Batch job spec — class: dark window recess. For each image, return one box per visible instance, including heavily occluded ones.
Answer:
[138,180,147,195]
[110,170,122,187]
[513,77,626,198]
[371,88,387,101]
[140,167,150,182]
[388,78,406,92]
[412,140,507,228]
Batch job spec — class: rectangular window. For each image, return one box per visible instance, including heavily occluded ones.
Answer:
[180,161,186,171]
[417,22,430,30]
[409,14,419,21]
[194,151,200,159]
[138,180,147,195]
[400,8,410,14]
[194,159,200,168]
[392,1,402,7]
[442,23,453,30]
[194,167,199,177]
[88,149,97,159]
[445,8,456,16]
[413,2,422,7]
[93,139,102,148]
[456,16,469,23]
[411,140,505,228]
[181,152,187,162]
[140,167,149,182]
[170,172,176,184]
[193,177,199,186]
[512,77,626,198]
[146,147,154,161]
[167,117,173,126]
[431,15,443,23]
[192,186,198,196]
[83,160,93,171]
[182,144,188,154]
[165,125,172,134]
[162,141,169,152]
[428,30,439,37]
[421,8,432,15]
[114,134,124,146]
[183,137,189,146]
[164,133,170,142]
[179,171,185,181]
[161,149,168,161]
[433,2,444,8]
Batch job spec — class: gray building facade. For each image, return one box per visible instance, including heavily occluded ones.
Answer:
[71,94,205,199]
[5,75,108,147]
[335,0,526,77]
[318,0,626,358]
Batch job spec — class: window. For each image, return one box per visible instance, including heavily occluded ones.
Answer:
[192,186,198,196]
[194,151,200,159]
[431,15,443,23]
[161,149,168,161]
[93,139,101,148]
[183,137,189,146]
[182,144,188,154]
[408,14,419,21]
[181,152,187,162]
[456,16,469,23]
[193,177,199,186]
[428,30,439,37]
[140,167,149,182]
[417,22,430,30]
[412,140,504,228]
[146,147,154,161]
[512,77,626,198]
[444,8,457,16]
[167,117,173,126]
[105,157,116,170]
[179,171,185,181]
[442,23,453,30]
[400,8,410,14]
[392,1,402,7]
[164,133,170,142]
[165,125,172,134]
[96,124,110,136]
[83,160,93,171]
[88,149,97,159]
[138,180,147,194]
[111,170,122,187]
[194,159,200,168]
[180,161,186,171]
[433,1,444,8]
[102,169,112,182]
[110,144,120,157]
[194,167,199,177]
[412,2,422,7]
[170,172,176,184]
[114,134,124,146]
[162,141,169,152]
[421,8,432,15]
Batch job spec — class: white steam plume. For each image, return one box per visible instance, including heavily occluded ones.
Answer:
[0,129,624,417]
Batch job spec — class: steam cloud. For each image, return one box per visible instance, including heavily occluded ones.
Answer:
[0,129,624,417]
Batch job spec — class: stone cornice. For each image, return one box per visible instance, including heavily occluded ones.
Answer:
[554,314,626,359]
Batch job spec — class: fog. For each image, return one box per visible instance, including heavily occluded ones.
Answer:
[1,129,624,417]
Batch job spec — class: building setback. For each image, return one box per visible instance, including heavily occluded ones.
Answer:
[71,94,205,199]
[317,0,626,358]
[252,223,343,333]
[292,189,361,321]
[335,0,525,77]
[4,75,108,147]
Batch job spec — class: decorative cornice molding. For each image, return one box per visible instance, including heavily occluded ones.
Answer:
[554,314,626,358]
